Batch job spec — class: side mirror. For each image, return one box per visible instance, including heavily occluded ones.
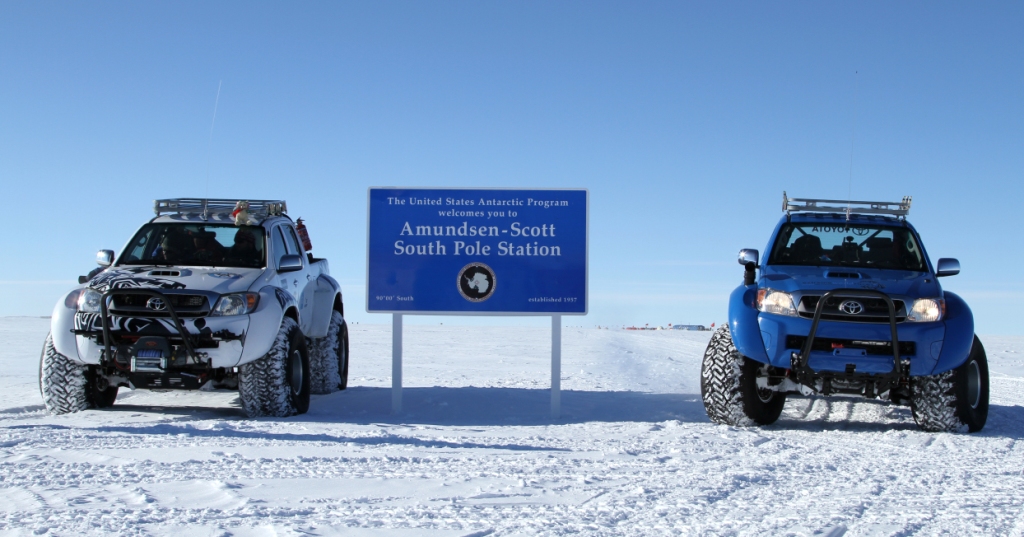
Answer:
[96,250,114,267]
[278,254,303,273]
[739,249,759,286]
[936,258,960,277]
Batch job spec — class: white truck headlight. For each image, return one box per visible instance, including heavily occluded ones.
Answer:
[77,288,103,313]
[757,288,798,317]
[211,293,259,316]
[906,298,945,322]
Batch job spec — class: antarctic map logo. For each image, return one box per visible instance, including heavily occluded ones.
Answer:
[458,262,496,302]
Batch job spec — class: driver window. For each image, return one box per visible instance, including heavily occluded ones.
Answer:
[894,229,925,270]
[272,227,288,264]
[283,226,301,255]
[127,232,150,261]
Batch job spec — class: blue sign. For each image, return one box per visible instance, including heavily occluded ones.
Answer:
[367,188,588,314]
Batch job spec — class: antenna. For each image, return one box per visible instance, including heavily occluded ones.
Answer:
[847,71,859,221]
[205,80,223,198]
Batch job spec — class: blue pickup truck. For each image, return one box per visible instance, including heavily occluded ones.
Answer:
[701,194,988,432]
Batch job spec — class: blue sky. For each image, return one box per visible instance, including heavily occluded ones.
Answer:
[1,2,1021,333]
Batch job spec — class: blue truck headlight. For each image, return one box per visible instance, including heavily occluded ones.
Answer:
[211,293,259,316]
[77,288,103,313]
[906,298,945,322]
[757,288,798,317]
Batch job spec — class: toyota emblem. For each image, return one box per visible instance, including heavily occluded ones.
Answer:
[838,300,864,315]
[146,297,168,311]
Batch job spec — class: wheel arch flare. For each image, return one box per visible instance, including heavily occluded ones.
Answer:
[933,291,974,375]
[50,288,86,362]
[240,286,297,365]
[728,284,771,363]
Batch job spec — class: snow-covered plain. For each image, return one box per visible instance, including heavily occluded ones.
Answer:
[2,316,1024,536]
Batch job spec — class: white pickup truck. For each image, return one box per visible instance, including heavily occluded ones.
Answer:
[41,198,349,417]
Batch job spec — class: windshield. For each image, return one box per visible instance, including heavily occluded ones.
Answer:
[119,223,266,268]
[768,223,926,271]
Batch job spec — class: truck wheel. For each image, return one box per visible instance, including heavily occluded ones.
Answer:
[39,333,89,414]
[238,317,311,417]
[911,336,989,433]
[338,319,349,390]
[39,334,119,414]
[308,311,348,394]
[701,325,786,426]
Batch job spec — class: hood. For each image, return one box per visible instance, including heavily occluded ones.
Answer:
[88,266,266,295]
[758,265,942,298]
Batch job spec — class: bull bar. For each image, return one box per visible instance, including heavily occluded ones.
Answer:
[99,288,200,364]
[789,288,908,398]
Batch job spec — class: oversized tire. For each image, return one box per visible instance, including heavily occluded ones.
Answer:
[238,317,311,417]
[39,334,119,415]
[308,311,349,394]
[338,317,350,390]
[701,325,786,426]
[911,336,989,433]
[40,333,89,414]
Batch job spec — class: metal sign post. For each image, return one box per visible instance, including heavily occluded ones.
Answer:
[392,313,403,413]
[392,314,564,417]
[368,188,587,419]
[551,314,561,419]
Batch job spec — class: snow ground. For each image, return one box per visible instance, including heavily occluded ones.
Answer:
[1,316,1023,536]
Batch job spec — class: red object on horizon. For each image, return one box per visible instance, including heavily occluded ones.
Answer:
[711,322,715,328]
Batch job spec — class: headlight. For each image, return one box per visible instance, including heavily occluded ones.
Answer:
[77,288,103,313]
[757,288,798,317]
[906,298,945,322]
[211,293,259,316]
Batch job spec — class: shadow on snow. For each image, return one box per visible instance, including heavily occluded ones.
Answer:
[308,386,708,426]
[8,386,1024,439]
[94,386,708,426]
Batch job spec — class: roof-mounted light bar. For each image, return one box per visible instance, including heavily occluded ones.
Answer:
[154,198,288,220]
[782,191,911,219]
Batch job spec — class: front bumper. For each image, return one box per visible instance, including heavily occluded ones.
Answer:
[73,310,248,369]
[758,312,945,377]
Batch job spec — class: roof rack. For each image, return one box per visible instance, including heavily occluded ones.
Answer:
[154,198,288,221]
[782,191,911,219]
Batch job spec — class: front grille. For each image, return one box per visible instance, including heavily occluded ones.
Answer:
[113,294,206,308]
[110,293,210,318]
[786,335,915,356]
[799,295,906,323]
